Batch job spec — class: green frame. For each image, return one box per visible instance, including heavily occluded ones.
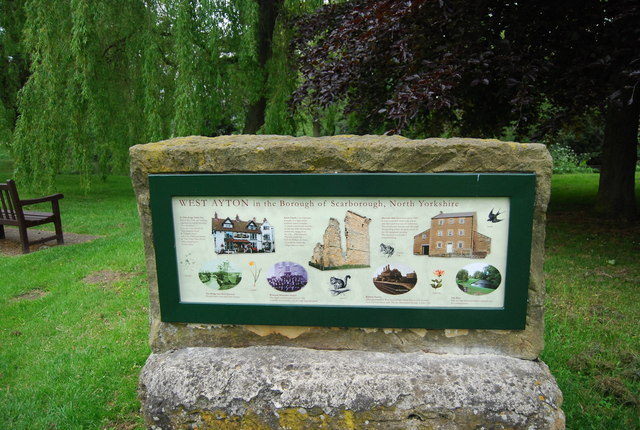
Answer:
[149,173,536,329]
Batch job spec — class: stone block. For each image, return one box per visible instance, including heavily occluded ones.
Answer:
[139,346,564,429]
[130,135,552,360]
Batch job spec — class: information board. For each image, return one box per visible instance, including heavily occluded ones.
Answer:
[149,173,536,329]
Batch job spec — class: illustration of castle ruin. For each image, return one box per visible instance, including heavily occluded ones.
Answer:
[309,211,371,270]
[413,211,491,258]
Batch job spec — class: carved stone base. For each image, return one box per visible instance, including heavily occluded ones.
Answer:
[139,346,564,429]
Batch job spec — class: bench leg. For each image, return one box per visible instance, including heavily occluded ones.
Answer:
[0,225,4,239]
[18,226,30,254]
[52,200,64,245]
[54,215,64,245]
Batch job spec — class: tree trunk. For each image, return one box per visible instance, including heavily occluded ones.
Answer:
[243,0,283,134]
[244,98,267,135]
[596,92,640,221]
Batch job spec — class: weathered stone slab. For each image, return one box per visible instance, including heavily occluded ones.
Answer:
[139,346,564,429]
[130,135,552,359]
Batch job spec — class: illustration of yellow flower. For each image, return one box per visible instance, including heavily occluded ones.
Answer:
[249,261,261,286]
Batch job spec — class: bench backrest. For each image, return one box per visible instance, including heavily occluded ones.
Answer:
[0,180,23,222]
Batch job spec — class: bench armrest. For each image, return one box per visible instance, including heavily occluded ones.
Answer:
[20,193,64,206]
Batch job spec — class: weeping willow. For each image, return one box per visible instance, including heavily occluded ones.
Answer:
[0,0,26,147]
[9,0,333,191]
[13,0,148,190]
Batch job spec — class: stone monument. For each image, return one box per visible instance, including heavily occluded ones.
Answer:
[131,135,564,429]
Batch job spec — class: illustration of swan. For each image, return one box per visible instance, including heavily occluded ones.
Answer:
[329,275,351,296]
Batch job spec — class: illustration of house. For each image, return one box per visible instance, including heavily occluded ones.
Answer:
[413,211,491,258]
[212,213,275,253]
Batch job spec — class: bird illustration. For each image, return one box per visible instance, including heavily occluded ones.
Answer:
[380,243,395,257]
[329,275,351,296]
[487,209,503,223]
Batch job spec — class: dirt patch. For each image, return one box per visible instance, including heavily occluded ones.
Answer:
[100,413,143,430]
[10,288,50,302]
[83,270,139,289]
[595,375,639,406]
[0,227,100,256]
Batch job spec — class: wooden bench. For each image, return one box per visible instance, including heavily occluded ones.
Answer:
[0,179,64,254]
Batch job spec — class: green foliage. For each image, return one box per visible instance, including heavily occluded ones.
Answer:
[547,110,604,159]
[12,1,148,191]
[0,0,27,147]
[548,143,595,174]
[7,0,331,191]
[457,269,469,282]
[263,6,299,135]
[483,265,501,286]
[0,100,12,147]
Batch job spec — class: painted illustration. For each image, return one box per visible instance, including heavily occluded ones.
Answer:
[487,209,504,223]
[309,211,371,270]
[267,261,308,292]
[372,263,417,295]
[329,275,351,296]
[455,263,502,295]
[212,213,275,254]
[379,243,395,257]
[431,269,445,289]
[413,211,491,258]
[248,261,262,287]
[198,260,242,290]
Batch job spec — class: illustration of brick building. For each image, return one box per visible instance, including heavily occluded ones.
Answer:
[413,211,491,258]
[212,213,275,254]
[309,211,371,270]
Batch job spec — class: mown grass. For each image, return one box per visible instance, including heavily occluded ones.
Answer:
[0,148,150,429]
[542,173,640,429]
[1,144,638,429]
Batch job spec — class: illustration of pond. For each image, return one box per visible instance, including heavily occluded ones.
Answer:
[455,262,501,295]
[198,260,242,290]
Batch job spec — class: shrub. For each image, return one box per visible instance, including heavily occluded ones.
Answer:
[548,143,595,174]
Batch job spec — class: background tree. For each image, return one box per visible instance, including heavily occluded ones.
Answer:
[0,0,28,146]
[483,265,501,287]
[12,0,149,190]
[7,0,325,190]
[291,0,640,220]
[243,0,284,133]
[457,269,469,283]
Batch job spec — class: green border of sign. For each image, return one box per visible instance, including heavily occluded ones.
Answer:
[149,173,536,329]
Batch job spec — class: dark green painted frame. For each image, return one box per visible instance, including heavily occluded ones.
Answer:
[149,173,536,329]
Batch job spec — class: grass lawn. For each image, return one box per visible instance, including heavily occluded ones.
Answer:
[0,148,150,429]
[0,143,638,429]
[542,173,640,429]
